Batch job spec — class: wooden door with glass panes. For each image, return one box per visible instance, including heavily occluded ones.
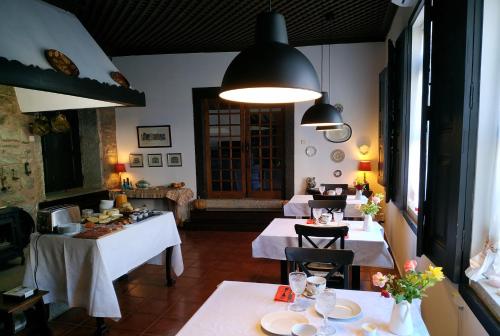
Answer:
[204,99,285,199]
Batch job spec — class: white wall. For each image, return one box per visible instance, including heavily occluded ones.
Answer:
[113,43,385,196]
[383,6,488,336]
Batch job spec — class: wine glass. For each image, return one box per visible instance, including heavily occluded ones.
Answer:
[288,272,307,312]
[316,289,337,335]
[318,185,326,195]
[312,208,323,224]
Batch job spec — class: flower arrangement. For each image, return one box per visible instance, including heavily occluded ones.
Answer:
[359,193,384,216]
[372,259,445,304]
[353,176,365,190]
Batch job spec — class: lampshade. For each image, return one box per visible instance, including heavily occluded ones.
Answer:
[316,124,344,131]
[114,163,126,173]
[301,92,344,126]
[358,161,372,172]
[219,11,321,104]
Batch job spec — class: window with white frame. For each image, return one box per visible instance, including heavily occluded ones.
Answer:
[465,0,500,316]
[406,7,425,222]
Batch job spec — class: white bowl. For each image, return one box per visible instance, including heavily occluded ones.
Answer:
[291,323,317,336]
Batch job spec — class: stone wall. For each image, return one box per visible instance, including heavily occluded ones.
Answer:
[97,108,120,189]
[0,85,44,216]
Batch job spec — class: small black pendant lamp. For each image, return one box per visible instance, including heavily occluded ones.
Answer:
[301,43,344,127]
[219,10,321,104]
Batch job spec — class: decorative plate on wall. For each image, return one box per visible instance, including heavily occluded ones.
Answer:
[333,169,342,177]
[330,149,345,162]
[44,49,79,76]
[110,71,130,88]
[324,123,352,143]
[305,145,317,157]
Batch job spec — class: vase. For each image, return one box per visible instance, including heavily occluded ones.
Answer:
[355,189,363,200]
[363,214,373,231]
[389,300,414,335]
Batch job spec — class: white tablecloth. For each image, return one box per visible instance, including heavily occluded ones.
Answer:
[283,195,367,218]
[252,218,393,269]
[176,281,429,336]
[23,212,183,319]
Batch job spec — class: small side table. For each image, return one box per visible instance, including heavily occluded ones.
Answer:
[0,290,50,335]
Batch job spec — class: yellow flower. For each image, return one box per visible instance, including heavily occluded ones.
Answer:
[426,266,444,281]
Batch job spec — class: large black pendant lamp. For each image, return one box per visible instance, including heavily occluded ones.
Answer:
[219,10,321,104]
[301,44,344,127]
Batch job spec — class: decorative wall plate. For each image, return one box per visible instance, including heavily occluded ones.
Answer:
[330,149,345,162]
[333,169,342,177]
[305,145,317,157]
[324,123,352,143]
[110,71,130,88]
[44,49,79,76]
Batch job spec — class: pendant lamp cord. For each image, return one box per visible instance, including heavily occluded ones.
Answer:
[268,0,272,11]
[320,45,324,91]
[328,44,331,97]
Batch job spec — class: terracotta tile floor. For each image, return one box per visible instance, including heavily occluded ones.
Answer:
[39,230,396,336]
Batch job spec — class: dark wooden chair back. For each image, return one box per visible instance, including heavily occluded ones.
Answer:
[312,194,348,201]
[285,247,354,289]
[320,184,348,192]
[308,200,347,217]
[295,224,348,249]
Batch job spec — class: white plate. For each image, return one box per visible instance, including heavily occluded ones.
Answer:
[261,311,309,335]
[315,298,362,320]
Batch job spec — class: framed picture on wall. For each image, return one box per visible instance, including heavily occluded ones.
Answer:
[166,153,182,167]
[129,154,144,167]
[147,154,163,167]
[137,125,172,148]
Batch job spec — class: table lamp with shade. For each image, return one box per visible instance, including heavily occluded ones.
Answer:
[358,160,372,191]
[114,163,127,190]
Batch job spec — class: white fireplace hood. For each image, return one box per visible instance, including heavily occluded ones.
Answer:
[0,0,145,112]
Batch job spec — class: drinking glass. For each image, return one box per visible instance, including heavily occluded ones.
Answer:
[333,211,343,225]
[312,208,323,223]
[318,185,326,195]
[316,289,337,335]
[288,272,307,312]
[335,187,342,195]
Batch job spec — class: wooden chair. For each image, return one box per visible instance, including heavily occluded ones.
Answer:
[295,224,348,249]
[312,194,348,201]
[308,200,346,218]
[285,247,354,289]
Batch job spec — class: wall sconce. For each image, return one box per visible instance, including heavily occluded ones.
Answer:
[359,145,369,155]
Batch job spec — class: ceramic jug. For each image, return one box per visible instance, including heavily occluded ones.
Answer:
[389,300,414,335]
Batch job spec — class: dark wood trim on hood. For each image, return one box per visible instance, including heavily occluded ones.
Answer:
[0,57,145,107]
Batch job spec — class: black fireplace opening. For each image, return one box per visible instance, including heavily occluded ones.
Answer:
[0,207,34,268]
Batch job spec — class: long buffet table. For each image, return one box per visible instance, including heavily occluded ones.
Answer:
[23,212,183,319]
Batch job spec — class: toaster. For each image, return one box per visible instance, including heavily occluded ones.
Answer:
[36,204,81,233]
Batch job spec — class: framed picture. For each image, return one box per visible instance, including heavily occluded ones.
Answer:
[129,154,144,167]
[166,153,182,167]
[147,154,163,167]
[137,125,172,148]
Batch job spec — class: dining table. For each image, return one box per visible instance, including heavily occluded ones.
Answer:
[175,281,430,336]
[23,211,183,320]
[283,194,367,218]
[252,218,394,288]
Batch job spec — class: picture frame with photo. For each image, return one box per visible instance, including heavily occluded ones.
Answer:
[147,154,163,167]
[166,153,182,167]
[129,154,144,167]
[137,125,172,148]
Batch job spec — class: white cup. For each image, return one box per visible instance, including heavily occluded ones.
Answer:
[305,276,326,296]
[335,187,343,195]
[327,190,335,196]
[319,213,332,224]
